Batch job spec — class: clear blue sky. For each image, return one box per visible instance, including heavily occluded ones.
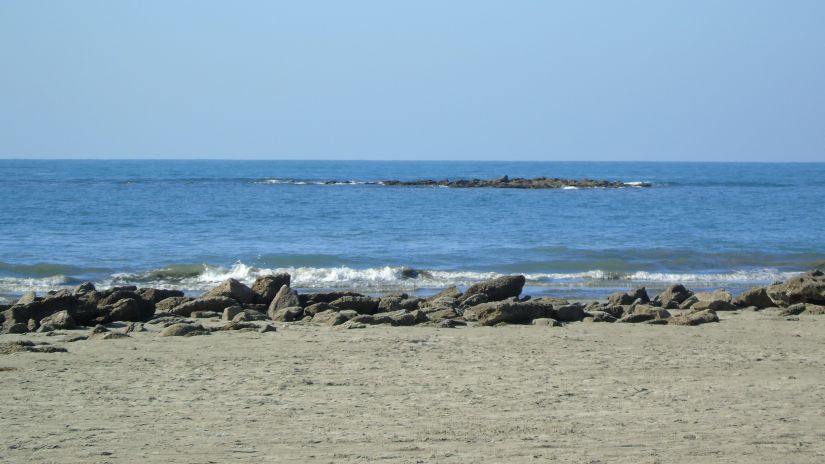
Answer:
[1,1,823,161]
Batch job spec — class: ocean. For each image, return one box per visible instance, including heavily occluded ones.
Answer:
[1,160,823,302]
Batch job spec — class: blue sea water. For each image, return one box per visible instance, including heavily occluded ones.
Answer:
[1,160,823,301]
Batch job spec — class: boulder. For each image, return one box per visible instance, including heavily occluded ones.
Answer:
[222,305,244,321]
[377,296,422,313]
[73,282,96,296]
[312,309,351,326]
[732,286,775,309]
[329,296,380,314]
[691,299,738,312]
[670,309,720,326]
[694,290,732,303]
[587,311,617,323]
[159,323,210,337]
[303,291,363,305]
[607,291,634,306]
[387,309,428,326]
[38,310,77,331]
[778,303,807,316]
[766,272,825,306]
[460,275,526,302]
[428,285,462,301]
[250,274,291,304]
[137,288,185,304]
[155,296,192,313]
[232,309,269,322]
[171,296,237,316]
[426,308,461,321]
[268,306,304,322]
[303,302,334,317]
[102,297,154,322]
[804,304,825,315]
[191,311,221,319]
[268,285,301,314]
[459,294,488,308]
[202,278,255,304]
[552,303,586,322]
[6,295,97,327]
[463,299,553,326]
[654,284,693,307]
[16,291,37,306]
[621,305,671,323]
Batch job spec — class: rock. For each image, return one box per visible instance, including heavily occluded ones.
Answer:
[259,324,277,333]
[97,290,143,307]
[312,309,351,326]
[232,309,269,322]
[459,294,488,308]
[691,299,738,312]
[460,275,526,302]
[553,303,586,322]
[428,286,462,301]
[432,319,466,328]
[778,303,807,316]
[202,278,255,304]
[424,297,459,312]
[804,304,825,315]
[600,305,625,319]
[38,310,76,331]
[159,323,210,337]
[463,299,553,326]
[155,296,192,312]
[137,288,185,304]
[269,306,304,322]
[102,297,154,322]
[588,311,617,323]
[532,318,562,327]
[329,296,380,314]
[222,305,244,321]
[694,290,732,303]
[678,296,699,309]
[621,305,671,323]
[654,284,693,307]
[171,296,237,316]
[426,308,460,321]
[16,291,37,306]
[629,287,651,303]
[268,285,301,315]
[732,286,775,309]
[73,282,96,296]
[386,309,428,326]
[190,311,221,319]
[251,274,291,304]
[607,291,634,306]
[670,309,720,326]
[767,272,825,306]
[377,296,421,313]
[303,291,363,305]
[6,294,96,326]
[2,323,29,334]
[0,341,67,354]
[303,302,334,317]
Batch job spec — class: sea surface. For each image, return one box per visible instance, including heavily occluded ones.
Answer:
[1,160,823,302]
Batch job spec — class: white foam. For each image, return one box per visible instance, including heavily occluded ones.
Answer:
[562,186,579,190]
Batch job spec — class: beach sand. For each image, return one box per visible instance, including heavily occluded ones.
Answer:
[2,311,824,463]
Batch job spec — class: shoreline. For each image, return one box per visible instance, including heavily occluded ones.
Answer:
[2,270,824,335]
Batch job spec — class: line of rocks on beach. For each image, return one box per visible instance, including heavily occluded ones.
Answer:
[381,176,650,189]
[2,270,824,353]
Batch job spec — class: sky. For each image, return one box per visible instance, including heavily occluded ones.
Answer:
[1,1,823,161]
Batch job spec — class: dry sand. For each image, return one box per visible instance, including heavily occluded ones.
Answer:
[2,311,825,463]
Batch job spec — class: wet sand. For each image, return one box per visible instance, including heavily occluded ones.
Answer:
[2,311,824,463]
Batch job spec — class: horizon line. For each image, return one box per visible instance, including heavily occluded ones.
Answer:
[1,157,824,163]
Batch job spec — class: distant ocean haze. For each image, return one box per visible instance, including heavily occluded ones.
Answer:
[0,160,823,301]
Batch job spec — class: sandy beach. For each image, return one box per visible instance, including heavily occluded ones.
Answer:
[2,311,824,463]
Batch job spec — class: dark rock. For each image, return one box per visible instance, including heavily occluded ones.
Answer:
[259,324,277,333]
[303,291,363,305]
[102,297,154,322]
[137,288,185,304]
[3,323,29,334]
[426,308,461,321]
[303,302,334,317]
[607,291,635,306]
[312,309,352,326]
[251,274,291,305]
[329,296,380,314]
[552,303,586,322]
[73,282,96,296]
[461,275,526,302]
[202,278,255,304]
[463,299,553,326]
[732,286,775,309]
[587,311,618,323]
[459,294,488,308]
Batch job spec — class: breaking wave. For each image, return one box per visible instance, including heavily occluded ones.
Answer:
[0,262,804,300]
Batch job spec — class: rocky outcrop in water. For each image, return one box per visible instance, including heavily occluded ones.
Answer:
[381,176,650,189]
